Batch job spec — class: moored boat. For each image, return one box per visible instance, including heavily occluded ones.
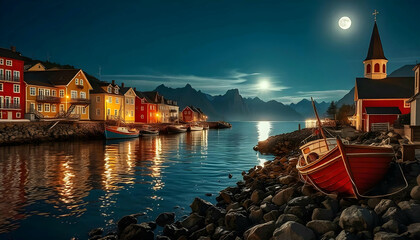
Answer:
[105,126,140,139]
[188,124,203,131]
[167,125,188,133]
[140,125,159,136]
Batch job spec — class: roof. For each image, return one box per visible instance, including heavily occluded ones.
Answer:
[365,22,387,61]
[355,77,414,99]
[120,87,132,95]
[0,47,26,60]
[388,65,416,77]
[25,69,81,86]
[142,91,163,104]
[365,107,401,115]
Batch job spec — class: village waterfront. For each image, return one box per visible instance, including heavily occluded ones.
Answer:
[0,121,302,240]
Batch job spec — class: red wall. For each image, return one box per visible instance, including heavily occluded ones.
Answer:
[135,97,157,123]
[0,56,25,119]
[361,99,409,131]
[182,107,194,122]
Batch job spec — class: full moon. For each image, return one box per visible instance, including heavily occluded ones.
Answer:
[338,16,351,29]
[259,81,269,90]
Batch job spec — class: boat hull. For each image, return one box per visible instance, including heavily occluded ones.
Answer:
[140,130,159,136]
[105,126,139,139]
[167,126,187,133]
[297,139,394,198]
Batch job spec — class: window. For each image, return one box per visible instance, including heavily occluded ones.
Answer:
[107,86,112,93]
[116,98,119,104]
[37,104,43,112]
[0,59,3,65]
[131,111,134,117]
[71,90,77,99]
[366,64,371,74]
[59,89,64,98]
[80,79,83,85]
[383,64,386,73]
[0,83,3,91]
[13,84,20,93]
[114,88,118,94]
[52,90,57,96]
[96,108,100,115]
[141,106,144,111]
[150,113,152,117]
[52,104,56,112]
[405,100,410,108]
[130,98,134,105]
[80,92,86,99]
[82,107,86,114]
[107,108,111,116]
[141,114,144,119]
[5,70,11,80]
[60,104,64,112]
[114,109,118,116]
[38,89,44,96]
[16,112,21,118]
[13,71,20,81]
[150,106,152,110]
[108,97,112,103]
[13,97,19,105]
[29,87,36,96]
[374,63,380,72]
[45,89,50,96]
[75,78,79,85]
[126,98,129,104]
[96,96,101,102]
[0,69,3,79]
[30,103,35,111]
[44,104,50,112]
[6,60,12,66]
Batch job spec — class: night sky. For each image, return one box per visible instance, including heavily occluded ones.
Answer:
[1,0,419,103]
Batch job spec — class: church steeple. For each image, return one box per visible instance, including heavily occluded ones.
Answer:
[363,14,388,79]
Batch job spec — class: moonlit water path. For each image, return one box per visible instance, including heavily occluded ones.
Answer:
[0,121,302,240]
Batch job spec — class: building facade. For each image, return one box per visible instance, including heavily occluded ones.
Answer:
[90,80,123,121]
[0,47,26,120]
[120,85,136,123]
[135,91,157,124]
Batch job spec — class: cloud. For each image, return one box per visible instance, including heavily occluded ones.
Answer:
[276,89,350,104]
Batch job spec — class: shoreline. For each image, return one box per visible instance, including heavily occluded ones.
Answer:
[86,128,420,240]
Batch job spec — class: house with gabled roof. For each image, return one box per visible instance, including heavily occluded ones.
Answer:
[90,80,123,121]
[134,90,157,123]
[120,83,136,123]
[354,20,414,132]
[24,69,93,120]
[142,91,179,123]
[181,105,207,122]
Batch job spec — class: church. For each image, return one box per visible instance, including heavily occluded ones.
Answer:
[354,19,414,132]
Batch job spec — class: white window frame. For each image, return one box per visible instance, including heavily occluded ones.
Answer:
[13,84,20,93]
[44,103,50,112]
[59,89,64,98]
[141,106,144,111]
[0,83,3,92]
[52,90,57,96]
[13,71,20,81]
[52,104,56,112]
[13,97,20,105]
[71,90,77,99]
[114,109,118,116]
[38,88,44,96]
[80,92,86,99]
[37,104,43,112]
[45,89,50,96]
[108,96,112,103]
[16,112,21,118]
[82,107,86,114]
[116,97,119,104]
[0,59,3,65]
[59,104,64,112]
[29,87,36,96]
[6,60,12,66]
[80,79,83,85]
[107,108,111,116]
[75,78,79,85]
[0,69,3,79]
[141,114,144,119]
[5,70,11,80]
[131,111,134,117]
[126,98,129,104]
[107,86,112,93]
[130,98,134,105]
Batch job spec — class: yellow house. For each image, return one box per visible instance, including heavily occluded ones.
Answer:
[120,84,136,123]
[90,80,124,121]
[24,69,93,120]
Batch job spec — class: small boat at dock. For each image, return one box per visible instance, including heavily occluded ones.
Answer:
[105,126,140,139]
[188,124,203,131]
[140,125,159,136]
[167,125,188,133]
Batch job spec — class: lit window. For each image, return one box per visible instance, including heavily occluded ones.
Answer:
[52,104,56,112]
[44,104,50,112]
[71,90,77,98]
[75,78,79,85]
[80,92,86,99]
[59,90,64,98]
[108,97,112,103]
[52,90,56,96]
[80,79,83,85]
[116,98,119,104]
[13,84,20,93]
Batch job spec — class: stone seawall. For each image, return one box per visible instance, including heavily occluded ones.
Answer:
[0,121,104,145]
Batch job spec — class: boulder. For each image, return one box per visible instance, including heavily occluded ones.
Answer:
[398,201,420,223]
[381,207,408,224]
[335,230,359,240]
[374,199,397,216]
[306,220,338,236]
[260,202,278,213]
[339,205,377,233]
[404,223,420,239]
[243,221,276,240]
[278,175,296,185]
[263,210,280,222]
[272,221,315,240]
[272,187,295,206]
[287,196,312,207]
[311,208,334,221]
[205,206,226,225]
[284,205,307,221]
[373,231,404,240]
[117,215,137,234]
[89,228,104,237]
[275,214,303,227]
[381,219,405,234]
[119,223,154,240]
[225,211,250,232]
[163,224,188,239]
[410,186,420,201]
[191,198,213,216]
[249,208,264,224]
[155,212,175,227]
[251,190,265,204]
[220,191,234,204]
[182,213,205,230]
[322,198,339,214]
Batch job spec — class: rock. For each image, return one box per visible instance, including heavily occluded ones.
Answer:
[381,220,405,234]
[367,198,382,209]
[249,208,264,224]
[320,231,335,240]
[275,214,303,227]
[312,208,334,221]
[205,223,215,234]
[97,236,116,240]
[306,220,338,236]
[301,185,316,196]
[163,224,188,239]
[322,198,339,214]
[155,212,175,227]
[182,213,205,230]
[374,199,397,216]
[205,206,226,225]
[398,201,420,223]
[119,223,154,240]
[284,205,307,221]
[339,205,377,233]
[213,226,230,239]
[404,223,420,239]
[243,221,276,240]
[89,228,104,237]
[410,186,420,200]
[251,190,265,204]
[272,221,315,240]
[381,207,408,224]
[229,173,233,178]
[220,191,234,204]
[190,227,208,239]
[288,196,312,206]
[225,211,250,232]
[278,175,296,185]
[335,230,359,240]
[117,215,137,234]
[262,195,272,203]
[191,198,213,216]
[260,202,278,213]
[272,187,295,206]
[263,210,280,222]
[374,231,404,240]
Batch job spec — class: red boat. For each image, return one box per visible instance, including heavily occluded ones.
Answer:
[297,137,394,198]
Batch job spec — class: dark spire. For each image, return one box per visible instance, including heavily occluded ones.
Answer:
[365,22,387,60]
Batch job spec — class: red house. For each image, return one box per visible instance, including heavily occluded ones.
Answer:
[181,105,207,122]
[354,21,414,132]
[0,47,26,120]
[135,90,157,123]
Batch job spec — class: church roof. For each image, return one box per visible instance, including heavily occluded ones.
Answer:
[365,107,401,115]
[365,22,387,61]
[355,77,414,99]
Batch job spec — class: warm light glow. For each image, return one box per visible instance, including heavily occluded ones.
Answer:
[66,95,69,99]
[156,113,159,117]
[339,16,351,30]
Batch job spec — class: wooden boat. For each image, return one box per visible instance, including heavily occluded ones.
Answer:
[202,125,209,130]
[188,124,203,131]
[105,126,140,139]
[140,129,159,136]
[167,125,188,133]
[296,98,396,198]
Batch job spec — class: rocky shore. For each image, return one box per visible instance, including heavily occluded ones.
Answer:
[86,129,420,240]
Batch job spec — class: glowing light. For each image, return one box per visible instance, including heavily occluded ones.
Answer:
[156,113,159,117]
[339,16,351,30]
[257,121,271,141]
[259,79,270,90]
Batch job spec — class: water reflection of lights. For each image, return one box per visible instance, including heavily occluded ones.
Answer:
[60,159,75,205]
[257,121,272,141]
[151,138,164,191]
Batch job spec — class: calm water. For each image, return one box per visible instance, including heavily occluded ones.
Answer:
[0,121,302,240]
